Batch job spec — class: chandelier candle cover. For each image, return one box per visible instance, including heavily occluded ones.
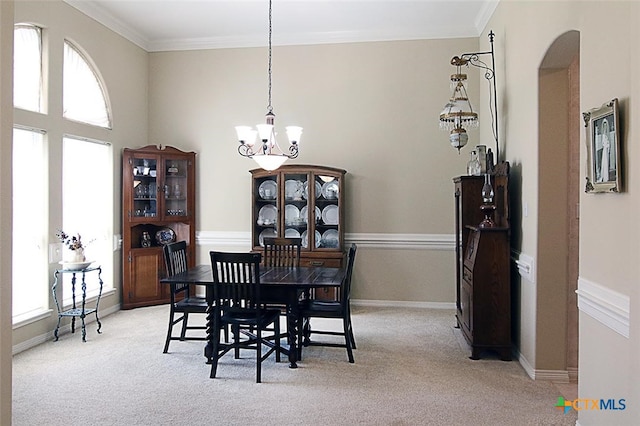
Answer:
[439,31,499,162]
[236,0,302,171]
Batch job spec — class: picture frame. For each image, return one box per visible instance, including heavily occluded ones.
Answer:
[582,98,621,193]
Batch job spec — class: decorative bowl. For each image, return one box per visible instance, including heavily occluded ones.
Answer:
[59,261,93,271]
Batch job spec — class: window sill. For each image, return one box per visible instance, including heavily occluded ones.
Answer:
[12,309,53,329]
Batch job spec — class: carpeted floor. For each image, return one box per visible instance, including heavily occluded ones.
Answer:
[12,305,578,425]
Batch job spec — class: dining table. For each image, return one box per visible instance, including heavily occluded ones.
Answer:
[160,263,345,368]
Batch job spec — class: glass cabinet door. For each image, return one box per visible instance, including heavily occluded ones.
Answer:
[283,171,309,249]
[314,173,341,250]
[254,175,278,247]
[162,158,189,220]
[131,155,159,220]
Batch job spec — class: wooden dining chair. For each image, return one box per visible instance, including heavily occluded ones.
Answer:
[162,241,208,353]
[262,237,302,267]
[208,251,281,383]
[297,244,357,363]
[262,237,303,340]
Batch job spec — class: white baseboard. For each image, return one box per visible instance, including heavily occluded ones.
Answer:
[514,348,571,382]
[352,299,455,309]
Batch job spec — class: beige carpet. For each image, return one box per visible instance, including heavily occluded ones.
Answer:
[12,305,578,425]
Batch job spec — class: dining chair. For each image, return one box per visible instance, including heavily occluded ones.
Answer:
[262,237,302,267]
[262,237,303,341]
[208,251,281,383]
[162,241,208,353]
[297,243,357,363]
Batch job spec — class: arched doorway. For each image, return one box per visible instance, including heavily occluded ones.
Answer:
[538,30,580,383]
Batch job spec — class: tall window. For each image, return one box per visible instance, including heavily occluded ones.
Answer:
[62,137,113,301]
[13,24,115,325]
[63,41,111,128]
[14,24,43,112]
[12,128,48,322]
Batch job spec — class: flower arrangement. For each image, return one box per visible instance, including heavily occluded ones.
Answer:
[55,230,89,251]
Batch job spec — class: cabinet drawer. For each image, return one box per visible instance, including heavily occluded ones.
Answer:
[302,258,342,268]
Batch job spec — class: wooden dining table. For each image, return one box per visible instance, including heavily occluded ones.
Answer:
[160,264,345,368]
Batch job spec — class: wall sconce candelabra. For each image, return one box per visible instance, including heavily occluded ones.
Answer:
[236,0,302,171]
[439,31,499,163]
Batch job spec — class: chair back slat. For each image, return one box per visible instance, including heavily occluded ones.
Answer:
[263,237,301,268]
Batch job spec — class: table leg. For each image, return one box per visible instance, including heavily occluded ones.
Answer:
[286,298,299,368]
[71,273,77,334]
[81,274,87,342]
[95,267,103,334]
[204,303,214,363]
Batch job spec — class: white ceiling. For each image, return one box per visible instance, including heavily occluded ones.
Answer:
[64,0,498,52]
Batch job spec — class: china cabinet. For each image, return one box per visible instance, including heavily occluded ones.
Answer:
[122,145,196,309]
[453,164,511,360]
[250,165,346,300]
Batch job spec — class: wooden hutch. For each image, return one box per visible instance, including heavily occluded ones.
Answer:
[121,145,196,309]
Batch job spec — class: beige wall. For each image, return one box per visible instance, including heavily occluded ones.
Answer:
[148,38,479,304]
[487,0,639,423]
[1,2,14,424]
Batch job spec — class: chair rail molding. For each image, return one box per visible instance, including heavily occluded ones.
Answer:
[576,277,630,338]
[197,231,455,251]
[511,249,535,283]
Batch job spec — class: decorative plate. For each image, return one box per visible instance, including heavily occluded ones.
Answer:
[258,180,277,200]
[321,230,339,248]
[284,204,300,225]
[259,228,277,247]
[285,228,301,238]
[321,204,339,225]
[301,230,321,249]
[155,227,176,245]
[321,181,339,199]
[300,205,321,223]
[59,261,93,271]
[258,204,278,226]
[302,181,322,200]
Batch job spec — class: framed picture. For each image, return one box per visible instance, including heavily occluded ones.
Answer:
[583,98,621,193]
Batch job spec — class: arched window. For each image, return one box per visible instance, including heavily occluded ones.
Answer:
[63,41,112,128]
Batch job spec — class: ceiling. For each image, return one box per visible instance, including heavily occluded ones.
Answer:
[64,0,498,52]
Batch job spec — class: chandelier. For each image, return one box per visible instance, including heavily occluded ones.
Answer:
[236,0,302,171]
[439,31,499,161]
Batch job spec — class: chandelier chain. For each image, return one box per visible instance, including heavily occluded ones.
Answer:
[267,0,273,113]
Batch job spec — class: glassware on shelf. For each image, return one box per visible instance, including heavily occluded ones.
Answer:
[482,173,494,203]
[141,231,152,247]
[467,150,481,176]
[479,173,495,228]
